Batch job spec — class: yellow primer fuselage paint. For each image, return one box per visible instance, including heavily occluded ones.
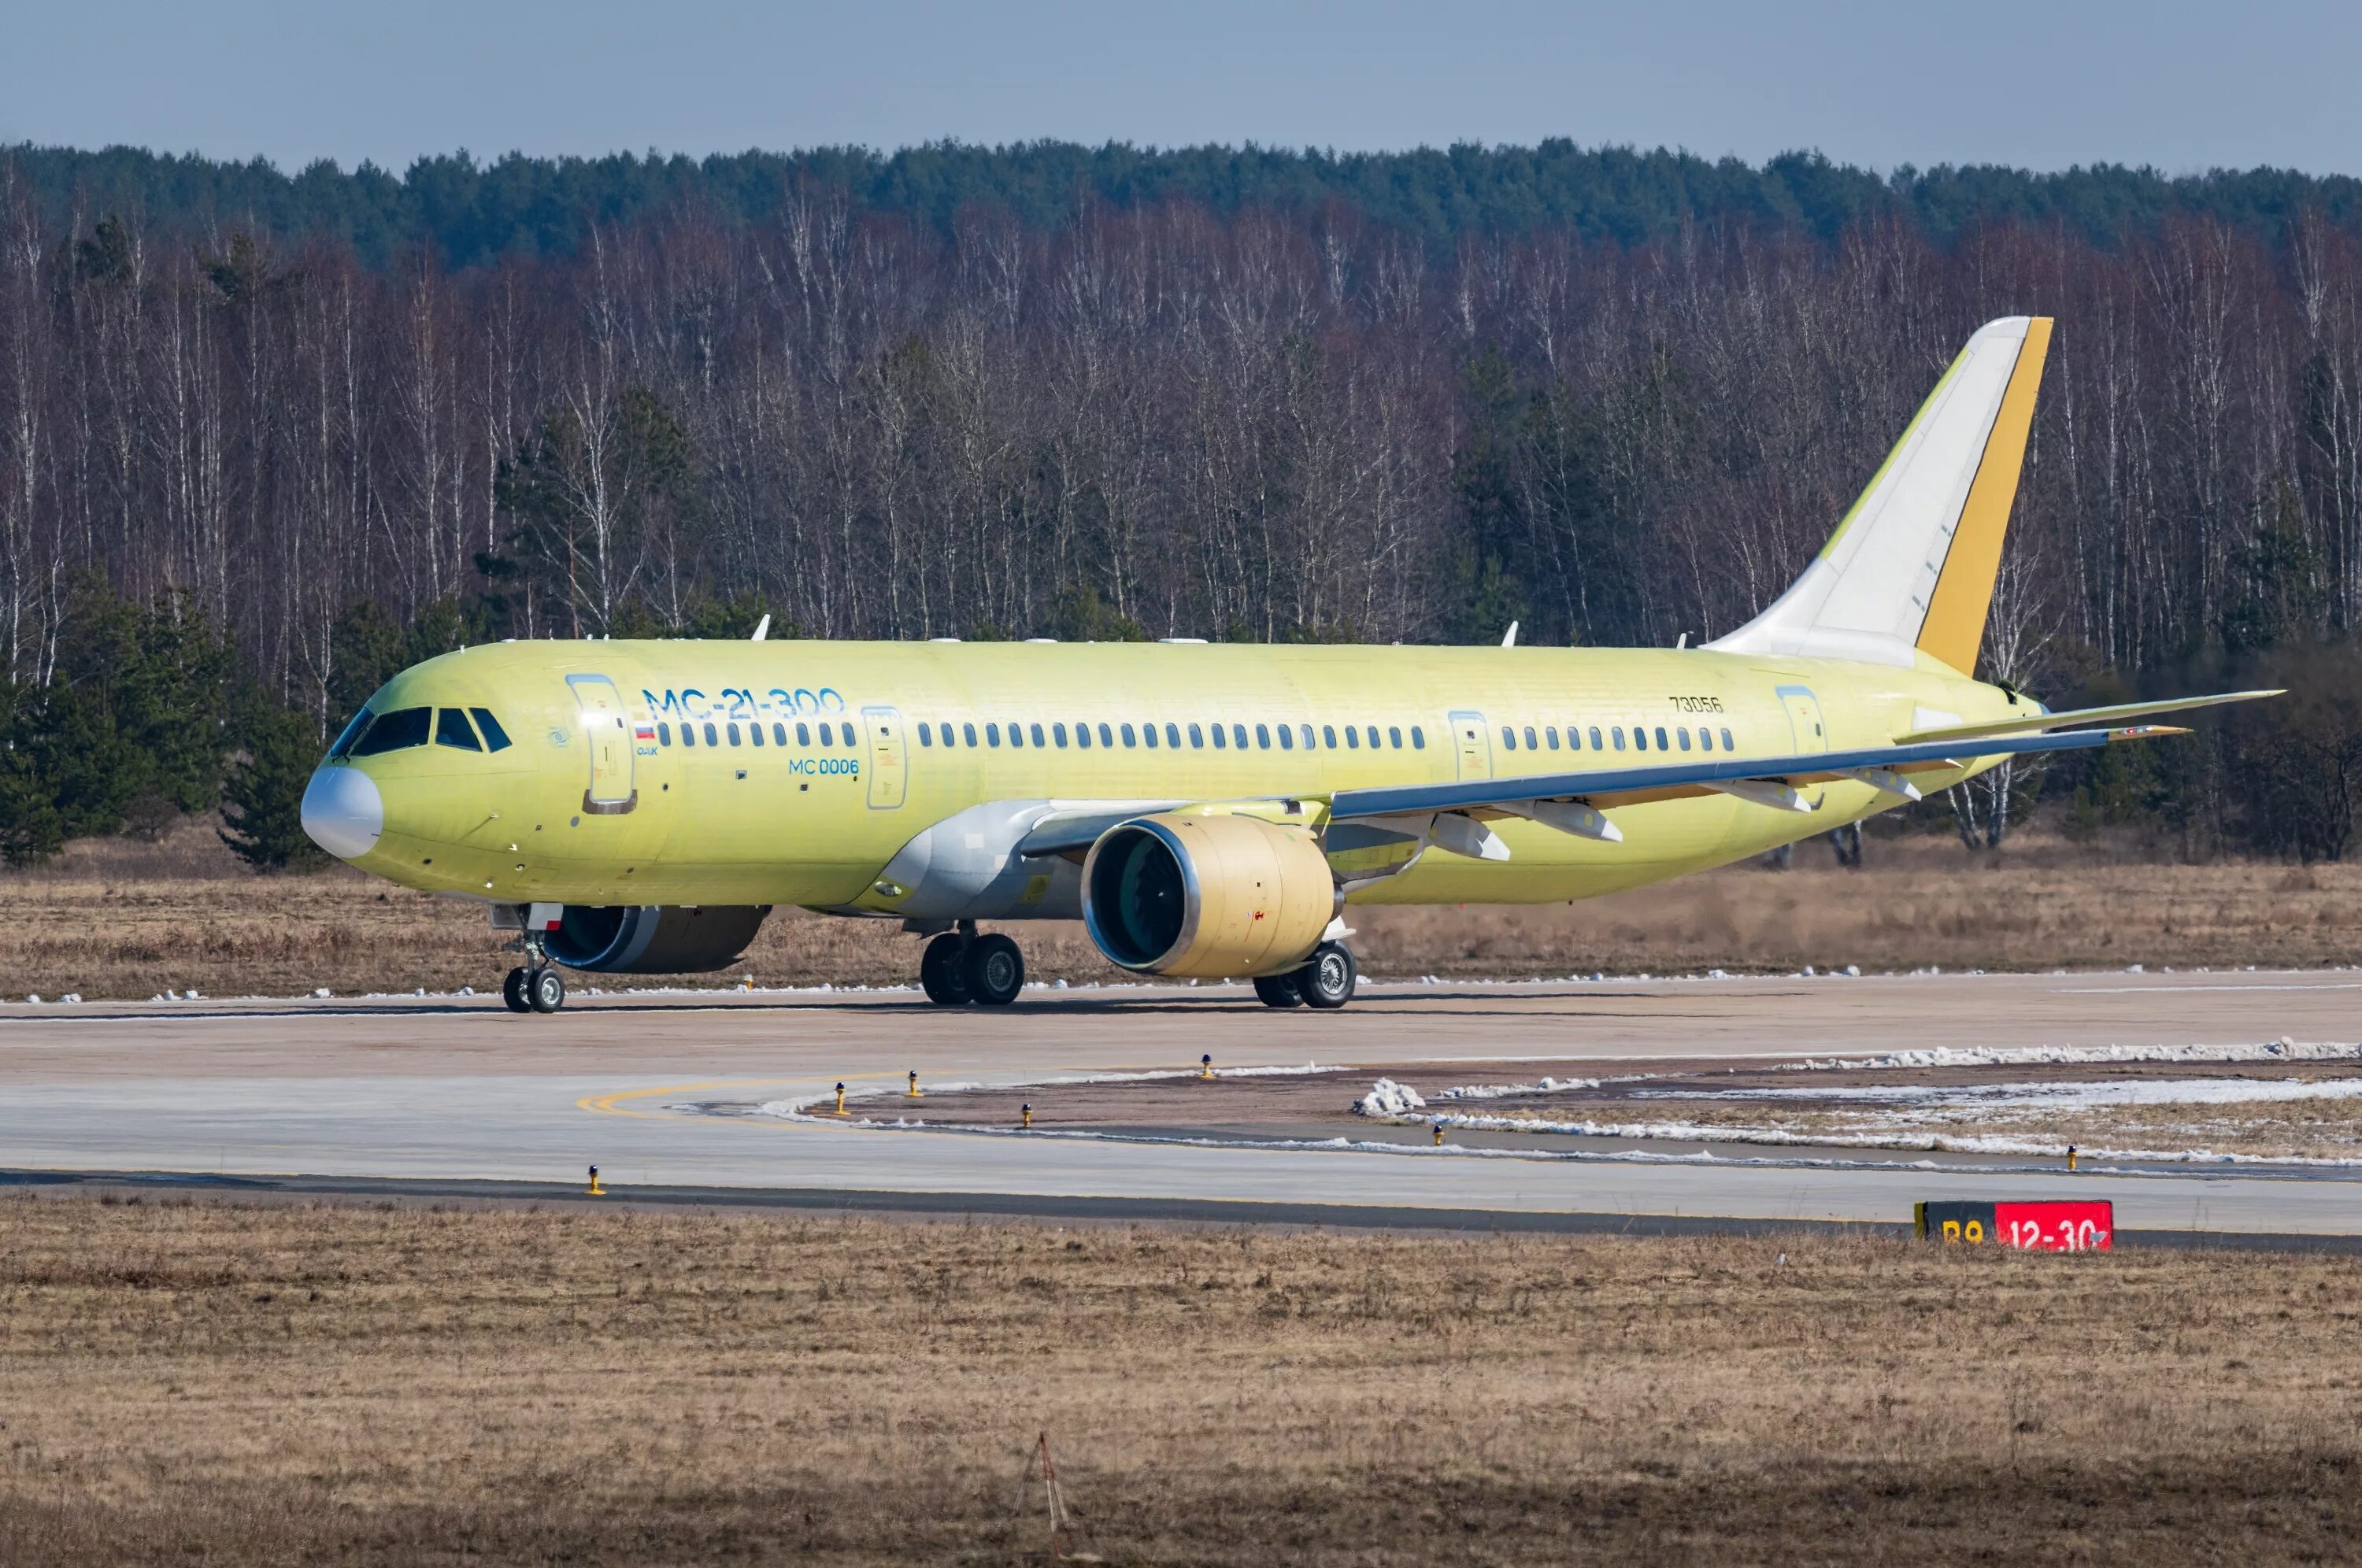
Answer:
[333,638,2017,913]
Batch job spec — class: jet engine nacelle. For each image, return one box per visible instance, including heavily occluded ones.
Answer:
[1081,813,1338,979]
[545,904,771,974]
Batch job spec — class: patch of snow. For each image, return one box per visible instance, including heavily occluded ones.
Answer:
[1433,1074,1603,1101]
[1354,1078,1427,1117]
[1790,1041,2362,1072]
[1421,1108,2362,1167]
[1644,1077,2362,1111]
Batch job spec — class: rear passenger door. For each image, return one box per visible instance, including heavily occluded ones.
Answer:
[1776,683,1828,808]
[1775,685,1827,756]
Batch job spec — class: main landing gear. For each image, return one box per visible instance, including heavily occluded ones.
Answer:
[1254,941,1357,1010]
[919,922,1025,1007]
[502,934,568,1014]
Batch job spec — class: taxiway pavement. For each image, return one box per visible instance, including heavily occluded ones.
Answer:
[3,970,2358,1240]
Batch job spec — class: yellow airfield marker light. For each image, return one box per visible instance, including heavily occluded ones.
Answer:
[907,1070,923,1099]
[2068,1145,2079,1173]
[1432,1122,1445,1148]
[1200,1053,1213,1081]
[587,1164,605,1196]
[835,1082,848,1115]
[1021,1103,1033,1130]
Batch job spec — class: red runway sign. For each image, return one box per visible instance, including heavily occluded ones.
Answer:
[1916,1200,2112,1251]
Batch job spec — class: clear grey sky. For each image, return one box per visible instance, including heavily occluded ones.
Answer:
[6,0,2358,176]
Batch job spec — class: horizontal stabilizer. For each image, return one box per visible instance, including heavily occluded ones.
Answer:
[1896,690,2281,745]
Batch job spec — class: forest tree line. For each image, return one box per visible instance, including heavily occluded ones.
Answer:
[6,142,2362,867]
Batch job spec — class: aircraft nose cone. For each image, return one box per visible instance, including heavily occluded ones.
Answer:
[301,766,383,860]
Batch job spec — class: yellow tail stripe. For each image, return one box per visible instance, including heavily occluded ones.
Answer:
[1917,317,2053,675]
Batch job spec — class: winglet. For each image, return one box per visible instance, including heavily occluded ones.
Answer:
[1501,621,1518,649]
[751,614,771,642]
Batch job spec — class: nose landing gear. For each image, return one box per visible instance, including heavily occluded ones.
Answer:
[501,933,568,1014]
[917,923,1027,1007]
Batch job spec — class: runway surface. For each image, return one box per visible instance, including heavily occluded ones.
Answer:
[4,969,2360,1241]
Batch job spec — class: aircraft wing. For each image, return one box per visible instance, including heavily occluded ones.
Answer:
[1326,723,2184,831]
[1895,689,2280,745]
[1016,723,2194,862]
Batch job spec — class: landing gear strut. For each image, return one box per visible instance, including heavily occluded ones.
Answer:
[1256,941,1357,1010]
[919,922,1027,1008]
[502,933,567,1014]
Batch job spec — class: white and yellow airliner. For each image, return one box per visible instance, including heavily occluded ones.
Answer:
[301,317,2271,1012]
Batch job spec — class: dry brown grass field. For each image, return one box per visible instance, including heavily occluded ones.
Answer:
[6,821,2362,999]
[0,1193,2356,1565]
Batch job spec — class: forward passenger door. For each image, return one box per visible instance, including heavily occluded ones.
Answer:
[566,673,636,815]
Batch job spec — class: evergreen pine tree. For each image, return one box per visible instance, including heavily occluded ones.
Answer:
[219,695,328,872]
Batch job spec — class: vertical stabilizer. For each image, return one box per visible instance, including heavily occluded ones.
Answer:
[1705,316,2052,672]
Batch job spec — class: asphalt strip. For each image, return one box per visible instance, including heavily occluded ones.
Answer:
[3,1167,2355,1254]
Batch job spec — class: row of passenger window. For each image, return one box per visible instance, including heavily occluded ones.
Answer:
[916,719,1425,753]
[1501,722,1737,756]
[655,719,860,749]
[335,705,513,758]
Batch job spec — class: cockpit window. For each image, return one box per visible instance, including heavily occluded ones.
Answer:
[435,708,483,751]
[348,706,431,756]
[468,708,513,753]
[328,708,373,760]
